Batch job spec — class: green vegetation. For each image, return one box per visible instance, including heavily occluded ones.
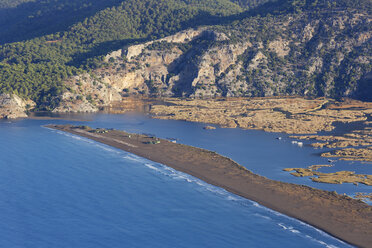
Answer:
[0,0,251,109]
[0,0,35,8]
[0,0,126,44]
[0,0,371,110]
[89,128,108,133]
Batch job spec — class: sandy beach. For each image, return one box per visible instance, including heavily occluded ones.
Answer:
[48,124,372,248]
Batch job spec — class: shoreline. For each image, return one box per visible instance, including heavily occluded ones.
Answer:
[48,124,372,248]
[148,97,372,162]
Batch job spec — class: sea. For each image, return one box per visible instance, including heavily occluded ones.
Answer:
[0,112,370,248]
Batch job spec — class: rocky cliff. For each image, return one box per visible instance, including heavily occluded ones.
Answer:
[0,93,35,119]
[56,7,371,111]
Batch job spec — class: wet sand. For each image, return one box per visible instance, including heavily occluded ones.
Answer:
[48,124,372,248]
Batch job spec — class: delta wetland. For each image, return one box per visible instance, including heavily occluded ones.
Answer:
[36,96,372,189]
[148,97,372,188]
[83,96,372,188]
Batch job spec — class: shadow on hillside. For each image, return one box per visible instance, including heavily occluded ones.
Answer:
[167,32,219,97]
[354,72,372,102]
[0,0,125,44]
[67,0,291,69]
[0,0,290,46]
[179,0,289,29]
[67,38,147,68]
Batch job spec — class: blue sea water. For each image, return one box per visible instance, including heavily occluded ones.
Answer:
[0,113,365,247]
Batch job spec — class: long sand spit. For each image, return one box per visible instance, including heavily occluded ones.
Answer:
[48,124,372,248]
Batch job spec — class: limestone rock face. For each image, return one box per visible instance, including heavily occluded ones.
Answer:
[57,27,252,108]
[0,93,35,119]
[55,9,371,111]
[53,73,122,113]
[51,92,99,113]
[105,28,205,62]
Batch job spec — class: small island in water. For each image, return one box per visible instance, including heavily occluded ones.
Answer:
[47,124,372,248]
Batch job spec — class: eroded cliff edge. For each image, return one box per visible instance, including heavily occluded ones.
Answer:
[0,93,34,119]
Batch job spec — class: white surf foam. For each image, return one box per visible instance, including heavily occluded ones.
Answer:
[278,223,342,247]
[48,128,120,154]
[53,129,95,143]
[137,158,351,247]
[123,154,148,164]
[252,200,349,247]
[49,126,351,248]
[127,157,249,203]
[143,163,161,172]
[47,126,124,156]
[305,235,340,248]
[278,223,300,234]
[93,144,121,154]
[298,221,349,246]
[253,213,272,221]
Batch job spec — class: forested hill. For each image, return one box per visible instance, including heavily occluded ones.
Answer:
[0,0,271,109]
[0,0,33,8]
[0,0,271,44]
[0,0,371,112]
[0,0,130,44]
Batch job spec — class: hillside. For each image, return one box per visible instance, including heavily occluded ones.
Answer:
[0,0,371,115]
[55,0,372,112]
[0,0,34,8]
[0,0,264,111]
[0,0,127,44]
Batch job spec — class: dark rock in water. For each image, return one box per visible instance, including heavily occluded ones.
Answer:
[203,125,216,130]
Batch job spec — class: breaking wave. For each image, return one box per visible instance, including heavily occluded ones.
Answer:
[50,126,351,248]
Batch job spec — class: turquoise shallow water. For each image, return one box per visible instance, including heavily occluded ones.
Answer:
[0,113,365,247]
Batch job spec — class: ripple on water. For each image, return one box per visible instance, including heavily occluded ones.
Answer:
[0,117,354,248]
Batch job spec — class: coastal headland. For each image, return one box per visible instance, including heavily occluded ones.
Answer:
[48,124,372,248]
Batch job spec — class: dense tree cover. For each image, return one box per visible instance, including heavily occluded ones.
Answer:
[0,0,250,109]
[0,0,370,109]
[0,0,127,44]
[230,0,273,8]
[0,0,279,44]
[0,0,34,8]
